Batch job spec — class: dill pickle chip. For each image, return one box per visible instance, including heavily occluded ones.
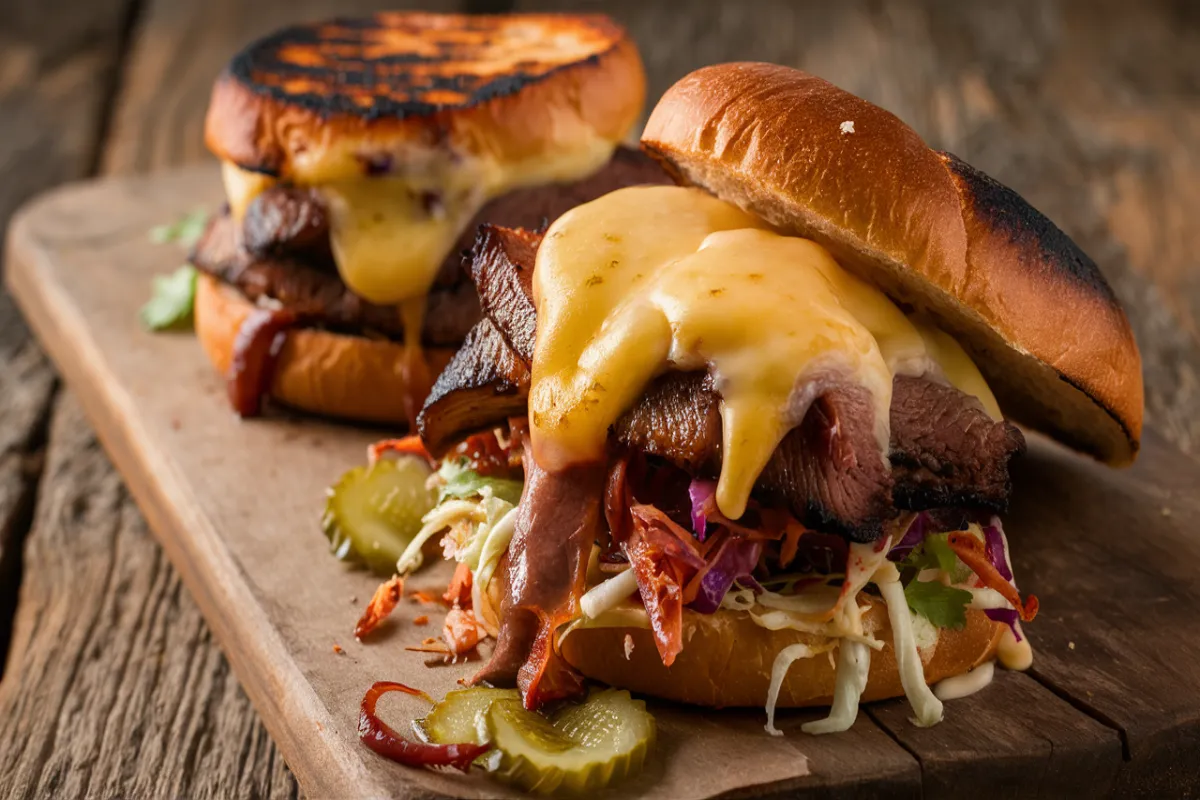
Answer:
[419,688,519,745]
[486,689,655,794]
[322,457,435,574]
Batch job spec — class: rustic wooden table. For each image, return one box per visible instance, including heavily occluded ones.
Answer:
[1,0,1199,796]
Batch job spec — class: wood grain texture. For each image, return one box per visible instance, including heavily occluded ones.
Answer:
[0,0,135,250]
[0,0,130,681]
[1013,431,1200,797]
[0,291,55,677]
[0,394,297,800]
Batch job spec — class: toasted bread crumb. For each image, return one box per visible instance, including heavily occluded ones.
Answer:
[333,643,344,654]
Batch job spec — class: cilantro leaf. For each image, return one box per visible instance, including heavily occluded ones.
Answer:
[438,469,523,506]
[923,534,959,574]
[140,265,197,331]
[150,208,209,247]
[899,533,960,575]
[904,579,972,630]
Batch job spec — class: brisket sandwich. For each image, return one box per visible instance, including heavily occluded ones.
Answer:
[190,12,665,423]
[405,63,1144,733]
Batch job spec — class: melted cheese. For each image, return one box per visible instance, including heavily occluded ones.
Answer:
[934,660,995,701]
[222,162,276,222]
[530,185,1000,520]
[915,321,1002,420]
[220,132,615,307]
[997,623,1034,670]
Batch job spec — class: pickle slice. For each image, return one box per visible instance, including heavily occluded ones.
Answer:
[486,689,655,794]
[419,687,519,745]
[322,457,435,574]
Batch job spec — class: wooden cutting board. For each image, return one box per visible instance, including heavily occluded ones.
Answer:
[6,166,1200,799]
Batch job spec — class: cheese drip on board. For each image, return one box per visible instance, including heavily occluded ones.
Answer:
[530,185,1000,520]
[219,132,616,306]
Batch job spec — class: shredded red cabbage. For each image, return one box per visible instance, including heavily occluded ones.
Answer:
[687,479,717,542]
[887,512,931,561]
[688,537,762,614]
[985,608,1023,641]
[739,575,766,595]
[982,517,1013,581]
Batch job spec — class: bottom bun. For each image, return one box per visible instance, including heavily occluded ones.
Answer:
[559,602,1003,708]
[194,275,455,425]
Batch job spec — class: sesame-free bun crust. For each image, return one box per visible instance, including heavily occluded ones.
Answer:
[195,275,453,425]
[559,603,1003,708]
[642,62,1143,465]
[206,12,645,183]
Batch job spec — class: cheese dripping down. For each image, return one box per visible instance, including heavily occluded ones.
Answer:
[529,185,1000,520]
[219,131,617,307]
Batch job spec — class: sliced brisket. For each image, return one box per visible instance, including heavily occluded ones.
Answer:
[468,224,540,361]
[474,444,603,704]
[193,147,666,344]
[243,186,334,266]
[192,212,480,345]
[757,387,893,541]
[420,318,531,452]
[422,224,1027,539]
[611,373,722,474]
[889,375,1026,513]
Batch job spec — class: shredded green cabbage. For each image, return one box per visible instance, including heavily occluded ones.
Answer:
[437,460,523,505]
[878,569,944,727]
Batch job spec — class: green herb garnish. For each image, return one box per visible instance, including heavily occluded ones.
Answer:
[904,579,972,630]
[140,265,198,331]
[149,208,209,247]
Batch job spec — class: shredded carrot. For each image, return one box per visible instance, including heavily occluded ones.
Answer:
[413,615,429,626]
[332,643,344,655]
[355,576,404,639]
[947,533,1039,622]
[443,562,473,608]
[409,590,445,607]
[368,435,434,466]
[779,521,807,569]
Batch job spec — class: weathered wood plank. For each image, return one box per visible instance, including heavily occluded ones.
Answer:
[0,291,55,677]
[0,0,131,678]
[0,394,297,800]
[1011,432,1200,796]
[868,670,1121,799]
[0,0,135,251]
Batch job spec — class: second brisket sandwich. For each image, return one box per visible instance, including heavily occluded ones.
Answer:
[191,12,666,423]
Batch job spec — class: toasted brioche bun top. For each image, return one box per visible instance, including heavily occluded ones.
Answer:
[642,62,1143,465]
[206,13,644,184]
